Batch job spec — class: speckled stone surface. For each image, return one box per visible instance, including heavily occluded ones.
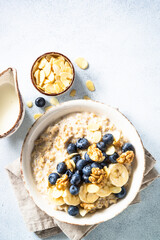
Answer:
[0,0,160,239]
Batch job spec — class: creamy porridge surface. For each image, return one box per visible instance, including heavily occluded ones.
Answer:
[32,112,134,217]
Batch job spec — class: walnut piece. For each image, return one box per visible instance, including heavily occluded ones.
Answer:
[89,168,107,186]
[56,174,69,190]
[87,144,105,162]
[117,151,134,164]
[80,202,95,211]
[65,159,75,172]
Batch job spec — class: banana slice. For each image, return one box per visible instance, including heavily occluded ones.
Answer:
[109,163,129,187]
[52,187,64,198]
[63,189,80,206]
[109,186,122,194]
[50,197,65,206]
[87,184,100,193]
[96,185,112,197]
[79,184,99,203]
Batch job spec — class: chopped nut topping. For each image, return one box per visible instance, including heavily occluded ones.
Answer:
[89,168,107,186]
[87,144,105,162]
[117,151,134,164]
[56,174,69,190]
[80,202,95,211]
[65,159,75,172]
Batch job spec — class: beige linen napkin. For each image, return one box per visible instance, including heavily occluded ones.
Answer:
[6,149,159,240]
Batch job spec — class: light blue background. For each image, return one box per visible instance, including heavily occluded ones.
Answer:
[0,1,160,239]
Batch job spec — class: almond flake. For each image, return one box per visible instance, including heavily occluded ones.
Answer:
[83,95,91,100]
[38,58,48,69]
[75,57,88,69]
[27,101,33,108]
[34,113,43,120]
[45,106,53,112]
[86,80,95,92]
[106,145,115,155]
[50,97,59,105]
[34,69,40,84]
[43,62,51,77]
[70,89,76,97]
[39,70,45,86]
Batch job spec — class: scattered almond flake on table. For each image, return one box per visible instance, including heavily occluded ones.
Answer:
[75,57,88,69]
[27,101,33,108]
[86,80,95,92]
[70,89,76,97]
[34,113,43,120]
[83,95,91,100]
[45,106,53,112]
[50,97,59,105]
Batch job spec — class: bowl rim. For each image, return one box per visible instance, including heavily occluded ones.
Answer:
[20,99,145,225]
[31,52,75,96]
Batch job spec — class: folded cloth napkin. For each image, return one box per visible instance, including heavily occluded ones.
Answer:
[6,149,159,240]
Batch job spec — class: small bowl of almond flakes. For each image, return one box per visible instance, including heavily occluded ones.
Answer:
[31,52,75,96]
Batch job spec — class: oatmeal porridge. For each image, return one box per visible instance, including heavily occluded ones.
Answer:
[32,112,135,217]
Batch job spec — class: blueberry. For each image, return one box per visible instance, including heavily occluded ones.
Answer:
[101,161,108,168]
[115,186,126,199]
[76,159,87,170]
[76,138,89,149]
[72,154,81,164]
[68,206,79,216]
[75,170,82,176]
[122,143,135,153]
[97,141,106,151]
[102,152,109,161]
[91,162,102,169]
[67,143,77,154]
[84,152,92,163]
[48,173,60,185]
[35,97,46,107]
[82,164,92,176]
[69,185,80,195]
[102,134,114,145]
[57,162,67,174]
[82,174,91,183]
[70,173,81,185]
[66,169,73,179]
[109,152,119,163]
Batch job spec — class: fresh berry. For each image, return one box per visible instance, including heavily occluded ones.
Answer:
[72,154,81,164]
[102,152,109,161]
[97,141,106,151]
[75,170,82,176]
[82,174,91,183]
[109,152,119,163]
[84,152,92,163]
[122,143,135,153]
[48,173,60,185]
[70,173,81,185]
[76,138,89,149]
[101,161,108,167]
[115,186,126,199]
[68,206,79,216]
[102,134,114,145]
[69,185,80,195]
[91,162,102,169]
[66,169,73,179]
[67,143,77,154]
[35,97,46,107]
[82,164,92,176]
[76,159,87,170]
[57,162,67,174]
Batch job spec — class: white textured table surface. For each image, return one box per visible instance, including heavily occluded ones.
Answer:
[0,1,160,240]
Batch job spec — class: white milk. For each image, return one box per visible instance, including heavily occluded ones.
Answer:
[0,83,19,135]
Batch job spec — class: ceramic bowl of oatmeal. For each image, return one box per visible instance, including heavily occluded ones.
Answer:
[21,100,145,225]
[31,52,75,96]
